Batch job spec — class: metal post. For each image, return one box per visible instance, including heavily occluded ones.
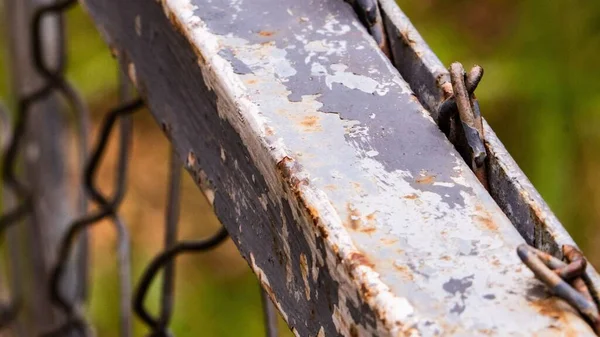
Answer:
[4,0,82,334]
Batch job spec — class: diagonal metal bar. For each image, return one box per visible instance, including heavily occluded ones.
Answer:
[378,0,600,304]
[79,0,597,335]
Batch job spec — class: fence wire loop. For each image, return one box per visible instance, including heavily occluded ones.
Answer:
[437,62,489,189]
[44,98,144,337]
[133,225,229,335]
[517,243,600,333]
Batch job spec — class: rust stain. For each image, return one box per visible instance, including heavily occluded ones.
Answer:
[265,126,275,136]
[346,203,361,230]
[299,253,311,300]
[258,30,275,37]
[404,193,418,200]
[400,29,416,46]
[440,255,452,261]
[416,174,436,185]
[348,251,375,269]
[359,226,376,234]
[529,297,579,332]
[246,79,257,85]
[476,214,498,231]
[276,156,308,189]
[393,261,415,281]
[323,184,337,191]
[299,115,322,132]
[474,204,499,232]
[380,237,398,245]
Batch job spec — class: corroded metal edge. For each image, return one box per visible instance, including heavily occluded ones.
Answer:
[378,0,600,303]
[80,0,596,335]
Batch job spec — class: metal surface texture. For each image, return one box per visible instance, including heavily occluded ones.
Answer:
[378,0,600,305]
[77,0,598,335]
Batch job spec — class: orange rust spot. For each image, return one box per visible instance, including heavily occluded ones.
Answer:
[393,262,415,281]
[346,203,361,230]
[258,30,275,37]
[404,193,418,200]
[440,255,452,261]
[359,226,376,234]
[348,251,375,269]
[440,81,454,99]
[246,79,257,85]
[476,214,498,231]
[299,115,321,132]
[380,237,399,245]
[366,212,376,221]
[323,184,337,191]
[530,298,571,322]
[416,174,436,184]
[276,156,297,181]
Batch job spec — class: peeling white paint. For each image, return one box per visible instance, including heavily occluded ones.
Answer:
[127,63,137,86]
[156,0,595,336]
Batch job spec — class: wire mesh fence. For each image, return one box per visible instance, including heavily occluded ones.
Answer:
[0,0,280,336]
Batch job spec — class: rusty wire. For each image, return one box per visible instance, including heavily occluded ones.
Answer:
[437,62,489,189]
[518,244,600,333]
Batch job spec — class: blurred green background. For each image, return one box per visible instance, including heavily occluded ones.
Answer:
[1,1,600,336]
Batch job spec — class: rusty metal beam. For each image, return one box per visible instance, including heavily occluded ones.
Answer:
[80,0,596,335]
[379,0,600,301]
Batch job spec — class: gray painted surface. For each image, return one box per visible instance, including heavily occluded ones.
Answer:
[81,0,595,335]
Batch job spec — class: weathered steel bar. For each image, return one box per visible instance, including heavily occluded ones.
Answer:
[379,0,600,303]
[81,0,595,335]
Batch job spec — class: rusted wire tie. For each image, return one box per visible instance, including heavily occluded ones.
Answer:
[438,62,488,189]
[517,244,600,333]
